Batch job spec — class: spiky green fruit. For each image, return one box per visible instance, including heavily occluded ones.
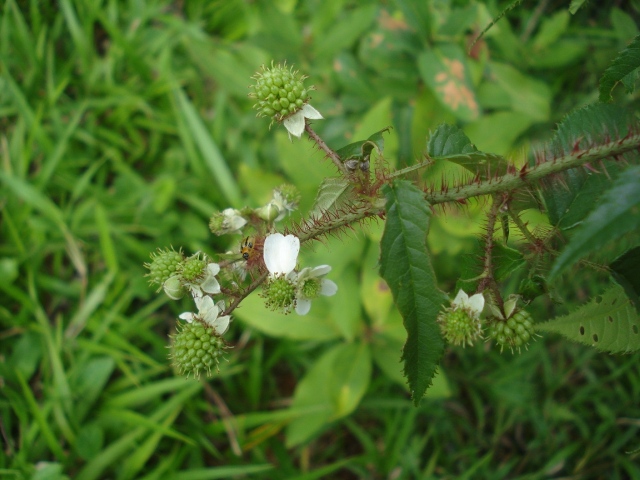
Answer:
[170,322,228,378]
[249,62,312,122]
[438,309,483,347]
[145,248,184,286]
[262,276,296,313]
[488,309,537,353]
[180,254,207,283]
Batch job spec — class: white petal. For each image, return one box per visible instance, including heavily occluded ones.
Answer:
[194,294,213,311]
[179,312,196,323]
[310,265,332,277]
[200,276,221,294]
[283,111,305,138]
[295,299,311,315]
[466,293,485,317]
[210,315,231,336]
[206,263,221,276]
[301,104,323,119]
[452,289,470,308]
[320,279,338,297]
[263,233,300,275]
[200,297,219,320]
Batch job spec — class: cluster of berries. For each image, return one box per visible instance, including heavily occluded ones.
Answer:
[437,290,538,353]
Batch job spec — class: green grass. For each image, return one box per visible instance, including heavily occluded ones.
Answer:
[1,1,640,479]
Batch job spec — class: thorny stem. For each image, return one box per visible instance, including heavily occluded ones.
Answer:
[221,131,639,316]
[425,133,640,205]
[223,271,268,316]
[507,203,539,245]
[478,195,504,312]
[305,122,348,176]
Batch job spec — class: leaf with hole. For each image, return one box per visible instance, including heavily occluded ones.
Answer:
[536,285,640,354]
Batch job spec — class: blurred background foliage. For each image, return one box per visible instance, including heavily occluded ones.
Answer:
[1,0,640,478]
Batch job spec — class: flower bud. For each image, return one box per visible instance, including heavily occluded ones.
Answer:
[256,203,281,222]
[163,275,186,300]
[209,208,247,236]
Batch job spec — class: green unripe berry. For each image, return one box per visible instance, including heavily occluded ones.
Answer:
[249,62,314,123]
[488,309,537,353]
[181,255,207,283]
[145,248,184,286]
[438,309,483,347]
[300,278,321,300]
[262,276,296,313]
[170,322,228,378]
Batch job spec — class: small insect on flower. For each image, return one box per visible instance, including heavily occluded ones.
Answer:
[241,237,255,261]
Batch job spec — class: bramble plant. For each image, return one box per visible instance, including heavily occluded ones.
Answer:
[4,1,640,476]
[147,42,640,403]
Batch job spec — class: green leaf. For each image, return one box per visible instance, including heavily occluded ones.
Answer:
[536,285,640,354]
[173,87,242,207]
[286,342,371,446]
[487,63,551,122]
[233,292,340,341]
[610,246,640,308]
[543,161,623,230]
[531,11,569,52]
[541,103,639,227]
[312,4,378,60]
[309,177,353,219]
[418,45,479,122]
[549,103,636,156]
[456,240,526,294]
[379,180,446,405]
[335,127,390,162]
[569,0,587,14]
[599,34,640,102]
[549,165,640,280]
[427,123,509,179]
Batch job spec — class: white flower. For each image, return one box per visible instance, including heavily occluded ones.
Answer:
[221,208,247,234]
[451,289,485,319]
[271,189,298,221]
[185,262,222,297]
[294,265,338,315]
[263,233,300,278]
[283,104,323,139]
[179,295,231,336]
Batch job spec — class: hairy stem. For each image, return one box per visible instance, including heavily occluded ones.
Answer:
[478,195,503,312]
[425,133,640,205]
[223,271,268,316]
[305,122,348,176]
[222,132,639,316]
